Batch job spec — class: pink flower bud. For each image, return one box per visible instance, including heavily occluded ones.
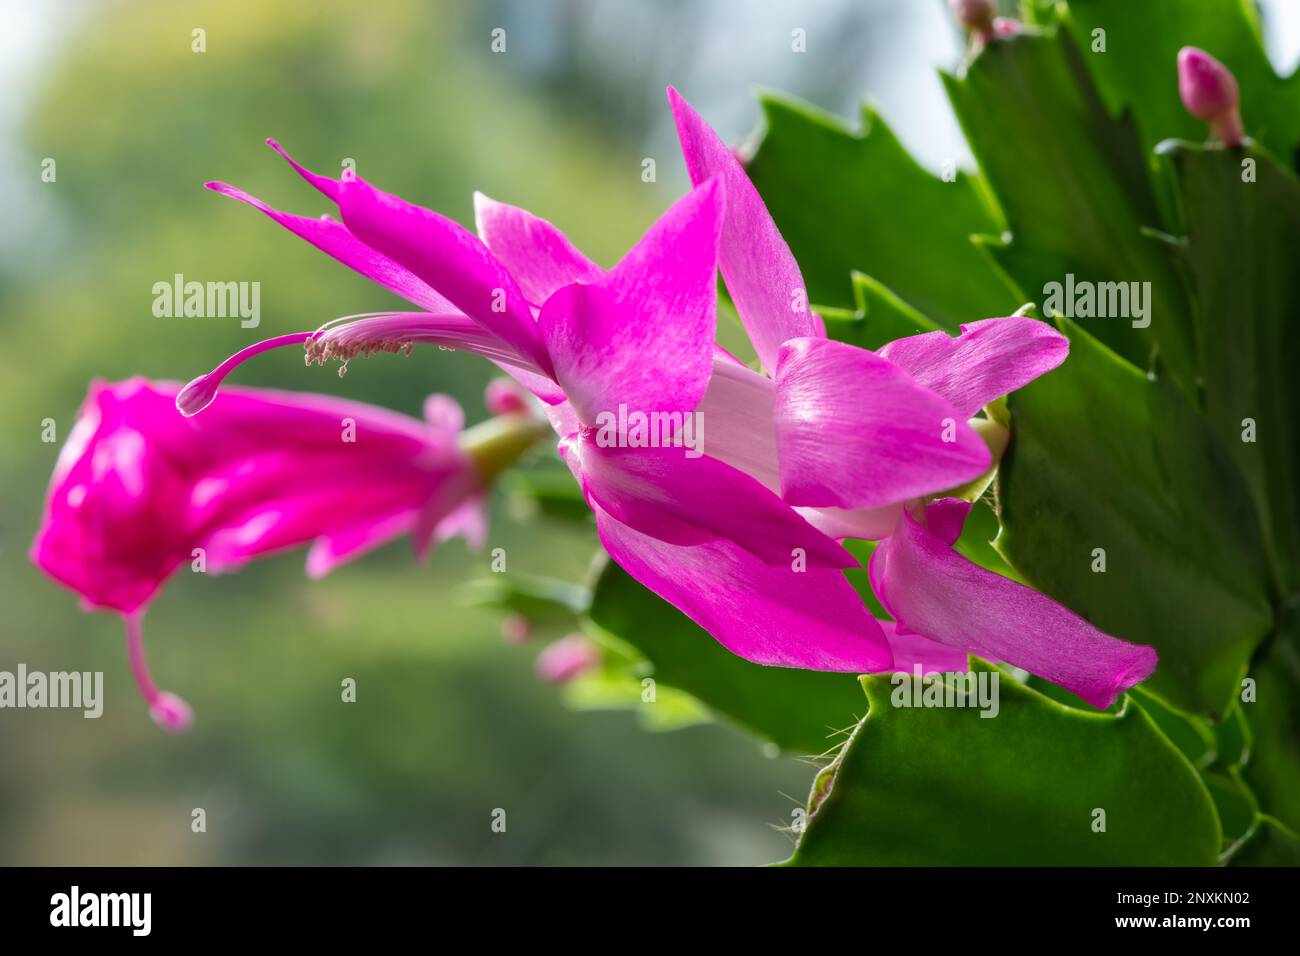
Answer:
[1177,47,1245,146]
[484,377,531,416]
[535,635,600,684]
[501,614,532,645]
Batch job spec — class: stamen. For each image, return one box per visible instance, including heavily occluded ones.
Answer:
[123,611,192,733]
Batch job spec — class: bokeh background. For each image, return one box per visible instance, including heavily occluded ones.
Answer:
[1,0,1296,866]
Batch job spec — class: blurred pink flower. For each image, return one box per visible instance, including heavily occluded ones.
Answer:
[31,378,487,730]
[535,635,601,684]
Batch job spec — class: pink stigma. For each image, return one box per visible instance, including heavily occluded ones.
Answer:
[124,612,193,733]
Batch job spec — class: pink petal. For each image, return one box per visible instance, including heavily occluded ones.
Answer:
[668,87,824,373]
[696,356,901,540]
[537,178,723,424]
[266,138,343,202]
[435,495,489,550]
[877,318,1069,419]
[773,337,991,509]
[423,393,465,440]
[868,499,1158,710]
[205,182,456,314]
[568,438,853,570]
[337,176,555,379]
[305,508,419,579]
[473,193,604,304]
[877,619,970,675]
[594,504,892,672]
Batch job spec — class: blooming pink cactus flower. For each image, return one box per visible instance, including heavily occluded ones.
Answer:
[1177,46,1245,147]
[182,92,1156,708]
[668,88,1157,708]
[31,378,496,730]
[187,141,896,673]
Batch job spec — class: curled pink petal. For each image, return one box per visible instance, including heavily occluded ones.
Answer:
[265,137,343,202]
[868,500,1158,710]
[205,181,456,313]
[668,87,824,372]
[877,318,1068,420]
[337,176,556,379]
[774,337,991,509]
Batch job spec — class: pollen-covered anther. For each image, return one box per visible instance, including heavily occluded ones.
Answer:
[304,334,416,370]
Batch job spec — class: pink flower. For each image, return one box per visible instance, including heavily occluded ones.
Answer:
[669,88,1157,708]
[181,102,1156,708]
[1178,46,1245,147]
[31,378,495,730]
[187,140,895,673]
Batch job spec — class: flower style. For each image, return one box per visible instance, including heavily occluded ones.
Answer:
[31,377,524,730]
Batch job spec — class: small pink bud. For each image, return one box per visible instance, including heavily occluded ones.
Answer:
[501,613,532,645]
[484,377,530,416]
[535,634,600,684]
[950,0,996,37]
[992,17,1022,38]
[1178,47,1245,146]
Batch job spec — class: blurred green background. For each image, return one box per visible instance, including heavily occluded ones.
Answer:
[3,0,1290,865]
